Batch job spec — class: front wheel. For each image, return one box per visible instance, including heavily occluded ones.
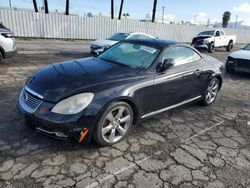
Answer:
[93,102,133,146]
[199,78,220,106]
[226,41,233,52]
[208,42,215,53]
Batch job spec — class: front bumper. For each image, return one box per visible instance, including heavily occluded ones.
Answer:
[194,44,208,49]
[226,60,250,73]
[4,49,17,58]
[18,89,96,142]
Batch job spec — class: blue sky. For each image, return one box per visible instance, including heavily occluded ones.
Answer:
[1,0,250,25]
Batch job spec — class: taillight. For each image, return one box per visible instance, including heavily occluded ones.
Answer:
[1,32,15,38]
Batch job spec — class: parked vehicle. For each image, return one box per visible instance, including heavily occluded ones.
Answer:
[226,44,250,73]
[192,30,236,53]
[18,39,223,146]
[0,25,16,63]
[90,32,154,54]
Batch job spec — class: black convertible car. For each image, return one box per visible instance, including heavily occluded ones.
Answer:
[18,39,224,146]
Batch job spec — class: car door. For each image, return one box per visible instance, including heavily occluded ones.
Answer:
[214,30,222,47]
[220,30,227,46]
[152,46,201,112]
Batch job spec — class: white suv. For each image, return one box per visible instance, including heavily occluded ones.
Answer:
[0,24,16,63]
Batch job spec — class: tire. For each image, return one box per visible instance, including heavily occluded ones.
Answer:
[208,42,215,53]
[226,41,233,52]
[93,102,133,146]
[199,78,220,106]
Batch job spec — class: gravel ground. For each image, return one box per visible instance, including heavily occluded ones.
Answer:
[0,39,250,188]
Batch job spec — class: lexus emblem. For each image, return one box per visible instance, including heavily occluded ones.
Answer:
[23,93,28,101]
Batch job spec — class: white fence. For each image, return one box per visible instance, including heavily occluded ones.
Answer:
[1,8,250,43]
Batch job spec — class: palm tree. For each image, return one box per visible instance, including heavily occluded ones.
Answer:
[111,0,114,19]
[222,11,231,28]
[44,0,49,14]
[118,0,124,20]
[65,0,69,15]
[32,0,38,12]
[152,0,157,22]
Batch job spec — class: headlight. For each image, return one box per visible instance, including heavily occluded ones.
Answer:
[51,93,94,115]
[203,39,209,44]
[227,56,235,63]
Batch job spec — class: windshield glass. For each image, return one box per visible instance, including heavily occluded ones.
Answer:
[243,44,250,51]
[198,31,215,36]
[107,33,129,41]
[98,42,160,69]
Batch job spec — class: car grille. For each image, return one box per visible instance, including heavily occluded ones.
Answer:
[21,88,42,110]
[236,59,250,69]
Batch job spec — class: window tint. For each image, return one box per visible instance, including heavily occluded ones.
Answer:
[215,31,220,36]
[107,33,129,41]
[162,46,201,66]
[98,42,160,69]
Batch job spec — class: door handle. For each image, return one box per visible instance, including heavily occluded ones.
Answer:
[193,69,201,76]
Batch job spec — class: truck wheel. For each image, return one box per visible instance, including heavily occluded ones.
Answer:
[226,41,233,52]
[208,42,215,53]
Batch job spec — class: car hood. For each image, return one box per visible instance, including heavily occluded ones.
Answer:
[92,39,118,47]
[229,50,250,60]
[26,57,141,102]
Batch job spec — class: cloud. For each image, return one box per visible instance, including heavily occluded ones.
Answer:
[192,12,208,24]
[164,14,175,21]
[233,2,250,13]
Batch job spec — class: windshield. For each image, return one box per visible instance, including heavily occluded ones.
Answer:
[243,44,250,51]
[98,42,160,69]
[198,31,215,36]
[107,33,129,41]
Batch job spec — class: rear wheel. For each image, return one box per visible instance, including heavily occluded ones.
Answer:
[226,41,233,52]
[199,78,220,106]
[93,102,133,146]
[208,42,215,53]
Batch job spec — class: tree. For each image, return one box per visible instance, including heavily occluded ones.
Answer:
[152,0,157,22]
[111,0,114,19]
[118,0,124,20]
[32,0,38,12]
[44,0,49,14]
[222,11,231,28]
[65,0,69,15]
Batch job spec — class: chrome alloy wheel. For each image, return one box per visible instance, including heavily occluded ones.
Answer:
[101,106,131,143]
[205,79,219,104]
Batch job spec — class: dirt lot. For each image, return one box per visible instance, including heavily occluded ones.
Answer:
[0,39,250,188]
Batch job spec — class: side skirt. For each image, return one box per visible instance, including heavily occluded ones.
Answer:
[141,95,202,119]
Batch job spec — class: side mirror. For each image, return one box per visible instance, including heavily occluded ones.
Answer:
[157,58,175,73]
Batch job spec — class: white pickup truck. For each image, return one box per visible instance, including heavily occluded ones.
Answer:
[192,30,236,53]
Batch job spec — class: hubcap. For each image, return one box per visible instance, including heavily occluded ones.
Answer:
[206,79,219,104]
[101,106,131,143]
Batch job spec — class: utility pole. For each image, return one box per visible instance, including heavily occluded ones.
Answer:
[235,15,238,29]
[162,6,165,23]
[9,0,12,7]
[152,0,157,22]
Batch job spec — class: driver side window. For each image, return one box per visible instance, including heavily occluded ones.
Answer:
[215,31,220,36]
[162,46,201,66]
